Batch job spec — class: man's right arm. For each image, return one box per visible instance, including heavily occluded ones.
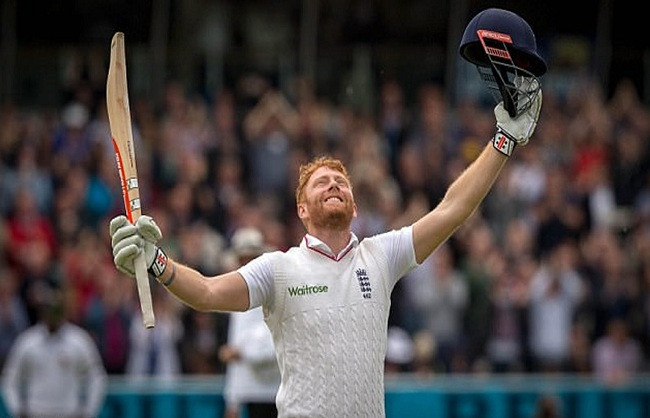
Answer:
[110,215,251,312]
[157,260,251,312]
[2,335,27,417]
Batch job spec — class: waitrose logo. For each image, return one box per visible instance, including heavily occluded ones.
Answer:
[288,284,329,297]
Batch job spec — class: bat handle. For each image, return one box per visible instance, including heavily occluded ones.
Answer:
[134,251,156,328]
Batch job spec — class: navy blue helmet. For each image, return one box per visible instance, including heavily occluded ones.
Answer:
[460,8,546,76]
[459,8,546,117]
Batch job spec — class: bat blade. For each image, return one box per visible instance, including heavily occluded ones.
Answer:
[107,32,155,329]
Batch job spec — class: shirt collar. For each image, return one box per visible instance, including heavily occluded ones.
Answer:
[302,232,359,261]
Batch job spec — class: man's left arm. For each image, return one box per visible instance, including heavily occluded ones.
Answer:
[412,145,507,263]
[412,88,542,263]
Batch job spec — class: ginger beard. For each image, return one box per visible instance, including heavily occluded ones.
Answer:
[306,193,355,230]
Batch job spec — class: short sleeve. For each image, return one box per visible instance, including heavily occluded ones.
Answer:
[237,252,278,309]
[367,225,418,289]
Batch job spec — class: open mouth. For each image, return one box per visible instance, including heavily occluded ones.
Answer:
[324,196,344,203]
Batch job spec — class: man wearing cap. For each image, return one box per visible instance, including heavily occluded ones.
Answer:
[219,228,279,418]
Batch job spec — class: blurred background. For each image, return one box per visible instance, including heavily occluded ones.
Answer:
[3,0,650,108]
[1,0,649,417]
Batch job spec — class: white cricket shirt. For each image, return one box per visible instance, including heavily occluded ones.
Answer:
[238,226,417,418]
[224,307,281,407]
[1,323,107,418]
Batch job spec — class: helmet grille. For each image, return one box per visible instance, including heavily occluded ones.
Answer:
[476,30,541,117]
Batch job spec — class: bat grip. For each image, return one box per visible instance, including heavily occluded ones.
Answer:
[134,251,155,328]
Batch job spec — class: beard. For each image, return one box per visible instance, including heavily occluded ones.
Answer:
[308,198,355,231]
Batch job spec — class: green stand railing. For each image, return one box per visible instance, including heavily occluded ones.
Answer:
[2,374,649,417]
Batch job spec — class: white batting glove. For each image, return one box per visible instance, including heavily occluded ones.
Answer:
[493,77,542,156]
[110,215,166,278]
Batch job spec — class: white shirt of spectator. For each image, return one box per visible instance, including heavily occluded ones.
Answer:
[224,306,280,407]
[2,323,107,418]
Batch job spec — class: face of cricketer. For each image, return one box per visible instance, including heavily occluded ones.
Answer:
[298,166,357,231]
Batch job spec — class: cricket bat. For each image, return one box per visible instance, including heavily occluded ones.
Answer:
[106,32,155,328]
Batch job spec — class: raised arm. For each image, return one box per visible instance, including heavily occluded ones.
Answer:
[110,216,250,312]
[412,145,506,263]
[412,88,542,263]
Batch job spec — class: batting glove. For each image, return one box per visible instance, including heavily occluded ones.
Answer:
[110,215,168,278]
[493,77,542,156]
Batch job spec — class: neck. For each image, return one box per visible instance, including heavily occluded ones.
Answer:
[308,227,351,255]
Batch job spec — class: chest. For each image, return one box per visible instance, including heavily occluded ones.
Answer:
[25,336,81,374]
[274,247,389,318]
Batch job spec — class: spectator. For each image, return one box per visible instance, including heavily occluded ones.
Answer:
[84,264,133,374]
[6,188,61,325]
[592,317,642,384]
[82,152,118,228]
[528,241,585,372]
[567,320,592,374]
[180,309,225,374]
[581,228,638,339]
[208,89,243,158]
[125,285,183,379]
[0,142,53,216]
[0,267,29,369]
[458,221,497,369]
[63,228,107,323]
[611,127,647,209]
[385,326,415,374]
[5,188,57,278]
[1,286,107,418]
[402,243,468,372]
[219,227,279,418]
[243,89,299,198]
[51,101,93,173]
[378,78,410,178]
[486,255,532,373]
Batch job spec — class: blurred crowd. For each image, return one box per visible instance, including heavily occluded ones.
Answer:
[0,70,648,385]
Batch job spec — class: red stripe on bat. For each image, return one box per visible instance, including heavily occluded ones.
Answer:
[112,137,133,223]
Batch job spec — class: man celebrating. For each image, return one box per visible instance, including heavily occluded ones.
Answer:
[110,83,540,417]
[110,10,543,412]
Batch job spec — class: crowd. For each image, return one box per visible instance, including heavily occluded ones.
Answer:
[0,70,648,384]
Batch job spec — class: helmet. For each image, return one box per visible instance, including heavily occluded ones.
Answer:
[459,8,546,76]
[459,8,546,117]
